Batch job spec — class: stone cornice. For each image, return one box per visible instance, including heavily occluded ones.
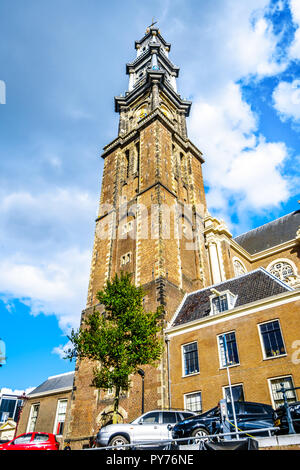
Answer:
[101,108,204,163]
[115,70,191,115]
[230,237,299,262]
[126,46,179,76]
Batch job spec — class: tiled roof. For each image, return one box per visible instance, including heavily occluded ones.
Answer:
[28,372,74,396]
[234,210,300,254]
[172,268,291,327]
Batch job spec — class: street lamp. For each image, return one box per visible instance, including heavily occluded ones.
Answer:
[137,369,145,415]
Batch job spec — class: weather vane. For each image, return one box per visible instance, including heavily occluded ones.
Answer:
[146,18,158,32]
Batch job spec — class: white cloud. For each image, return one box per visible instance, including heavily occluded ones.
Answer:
[189,81,291,226]
[176,2,297,232]
[0,188,96,332]
[52,341,73,359]
[273,79,300,122]
[289,0,300,59]
[0,387,35,396]
[0,247,91,332]
[176,0,288,99]
[225,138,289,207]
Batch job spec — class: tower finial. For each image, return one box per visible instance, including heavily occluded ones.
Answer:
[146,18,157,33]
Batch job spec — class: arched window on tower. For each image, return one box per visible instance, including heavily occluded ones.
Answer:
[124,150,130,179]
[160,104,172,120]
[136,104,148,122]
[268,259,297,284]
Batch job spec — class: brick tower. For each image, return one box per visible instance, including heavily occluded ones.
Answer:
[66,24,210,448]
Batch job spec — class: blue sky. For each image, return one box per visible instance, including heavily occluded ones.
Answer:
[0,0,299,392]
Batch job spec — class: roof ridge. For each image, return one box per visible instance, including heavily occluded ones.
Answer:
[234,210,299,240]
[47,371,74,380]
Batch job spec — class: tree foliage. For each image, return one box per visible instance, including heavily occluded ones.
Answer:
[66,273,163,419]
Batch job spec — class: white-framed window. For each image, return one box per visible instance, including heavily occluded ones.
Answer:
[217,331,240,368]
[210,290,237,315]
[268,376,297,409]
[122,220,133,235]
[258,319,286,360]
[53,399,68,436]
[267,259,297,283]
[233,258,247,277]
[184,391,202,412]
[222,384,245,402]
[27,403,40,433]
[121,252,132,266]
[182,342,199,376]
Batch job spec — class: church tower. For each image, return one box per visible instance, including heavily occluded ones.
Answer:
[66,25,211,448]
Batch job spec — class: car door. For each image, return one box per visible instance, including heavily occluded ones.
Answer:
[236,403,272,436]
[160,412,179,440]
[30,433,51,450]
[133,411,162,443]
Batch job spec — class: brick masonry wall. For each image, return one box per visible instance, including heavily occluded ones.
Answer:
[65,108,211,448]
[169,299,300,412]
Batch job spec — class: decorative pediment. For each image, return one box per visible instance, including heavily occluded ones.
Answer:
[0,418,16,431]
[204,212,232,241]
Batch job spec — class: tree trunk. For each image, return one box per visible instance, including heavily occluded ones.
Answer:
[112,386,120,424]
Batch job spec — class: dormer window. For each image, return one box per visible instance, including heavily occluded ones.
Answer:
[209,289,237,315]
[211,294,228,314]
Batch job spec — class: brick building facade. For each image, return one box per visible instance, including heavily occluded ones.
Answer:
[65,25,300,448]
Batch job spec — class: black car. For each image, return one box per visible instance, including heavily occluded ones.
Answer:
[172,401,276,442]
[274,401,300,434]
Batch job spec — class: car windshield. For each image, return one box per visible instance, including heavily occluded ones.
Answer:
[199,407,219,418]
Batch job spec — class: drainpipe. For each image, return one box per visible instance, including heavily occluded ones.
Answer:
[165,335,171,409]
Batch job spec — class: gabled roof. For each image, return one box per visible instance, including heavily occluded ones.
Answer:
[234,210,300,254]
[28,372,74,397]
[171,268,292,327]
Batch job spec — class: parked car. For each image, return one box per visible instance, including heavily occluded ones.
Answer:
[96,409,197,448]
[0,432,60,450]
[172,401,276,442]
[274,401,300,434]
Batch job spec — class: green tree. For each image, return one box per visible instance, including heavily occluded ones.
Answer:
[66,273,163,423]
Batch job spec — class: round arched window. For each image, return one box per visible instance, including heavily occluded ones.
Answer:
[269,261,295,282]
[233,259,247,277]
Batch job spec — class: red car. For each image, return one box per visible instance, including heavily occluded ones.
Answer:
[0,432,59,450]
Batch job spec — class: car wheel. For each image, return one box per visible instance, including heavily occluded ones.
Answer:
[191,428,210,444]
[109,435,129,449]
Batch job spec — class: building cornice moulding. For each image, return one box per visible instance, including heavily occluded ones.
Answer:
[230,237,298,262]
[101,109,204,163]
[27,386,73,399]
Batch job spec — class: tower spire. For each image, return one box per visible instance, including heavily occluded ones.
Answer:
[115,27,192,139]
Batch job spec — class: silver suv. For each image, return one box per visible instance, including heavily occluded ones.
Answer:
[96,409,197,448]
